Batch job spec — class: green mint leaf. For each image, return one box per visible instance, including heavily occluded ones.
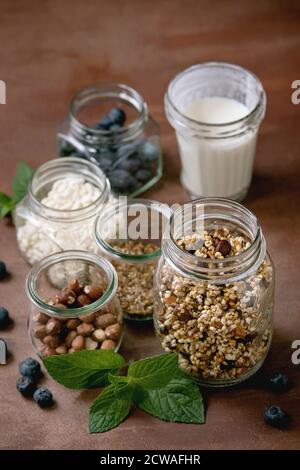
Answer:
[12,161,34,204]
[127,353,179,389]
[135,373,205,424]
[43,350,125,389]
[0,192,13,218]
[89,381,132,433]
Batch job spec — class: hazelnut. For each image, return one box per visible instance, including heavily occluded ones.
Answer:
[77,294,92,307]
[164,294,177,305]
[72,335,85,351]
[66,319,81,330]
[76,323,94,337]
[215,239,231,257]
[85,337,98,350]
[33,325,47,340]
[55,288,77,306]
[45,318,61,335]
[42,335,60,348]
[67,278,82,294]
[101,339,116,350]
[68,348,75,354]
[65,330,77,346]
[94,313,115,329]
[83,285,103,301]
[91,328,106,342]
[80,312,95,324]
[55,345,68,355]
[33,312,49,324]
[43,346,56,357]
[105,323,121,340]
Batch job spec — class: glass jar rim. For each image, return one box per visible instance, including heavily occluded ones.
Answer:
[94,198,172,262]
[28,157,110,222]
[26,250,118,318]
[165,62,266,136]
[163,197,266,282]
[69,82,148,142]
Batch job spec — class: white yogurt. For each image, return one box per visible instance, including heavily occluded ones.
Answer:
[176,97,257,200]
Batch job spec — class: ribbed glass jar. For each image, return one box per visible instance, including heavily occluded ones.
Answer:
[58,83,163,197]
[154,198,274,387]
[26,251,123,357]
[94,198,171,321]
[15,157,111,265]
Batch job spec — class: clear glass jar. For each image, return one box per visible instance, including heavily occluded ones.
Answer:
[15,157,111,265]
[58,83,163,197]
[165,62,266,201]
[94,198,171,321]
[26,250,123,357]
[154,198,274,387]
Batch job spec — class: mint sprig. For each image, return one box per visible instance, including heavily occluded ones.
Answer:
[43,351,205,433]
[0,161,34,219]
[43,350,125,389]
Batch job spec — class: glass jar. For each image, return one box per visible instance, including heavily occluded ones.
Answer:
[26,250,123,357]
[58,82,163,197]
[165,62,266,201]
[154,198,274,387]
[94,198,171,321]
[15,157,111,265]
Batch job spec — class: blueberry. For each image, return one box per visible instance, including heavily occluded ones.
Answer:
[33,388,54,408]
[108,107,126,126]
[264,405,290,428]
[0,307,10,329]
[95,116,112,130]
[99,157,113,173]
[0,261,7,280]
[139,141,159,162]
[269,372,290,393]
[109,169,138,193]
[16,376,37,397]
[135,169,152,183]
[19,357,42,381]
[118,157,141,173]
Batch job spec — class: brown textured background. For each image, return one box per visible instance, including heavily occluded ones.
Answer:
[0,0,300,450]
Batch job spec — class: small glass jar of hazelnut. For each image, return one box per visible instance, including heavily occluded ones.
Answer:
[154,198,275,387]
[26,251,123,357]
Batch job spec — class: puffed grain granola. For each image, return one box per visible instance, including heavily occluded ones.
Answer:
[156,228,273,382]
[110,240,158,319]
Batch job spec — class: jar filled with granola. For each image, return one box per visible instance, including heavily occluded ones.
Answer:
[154,198,274,387]
[26,251,123,357]
[94,199,171,321]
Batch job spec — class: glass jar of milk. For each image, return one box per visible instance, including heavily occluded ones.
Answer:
[165,62,266,201]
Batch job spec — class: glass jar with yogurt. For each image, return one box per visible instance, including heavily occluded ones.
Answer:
[94,198,171,321]
[15,157,111,265]
[154,198,274,387]
[26,250,123,357]
[165,62,266,201]
[58,83,163,197]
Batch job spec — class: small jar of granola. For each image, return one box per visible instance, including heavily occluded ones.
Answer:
[154,198,275,387]
[94,198,171,321]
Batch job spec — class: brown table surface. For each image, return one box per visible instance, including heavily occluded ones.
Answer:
[0,0,300,451]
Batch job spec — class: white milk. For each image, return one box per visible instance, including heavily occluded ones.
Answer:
[176,97,257,200]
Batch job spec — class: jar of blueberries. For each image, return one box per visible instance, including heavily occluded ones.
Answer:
[26,250,123,357]
[58,83,163,197]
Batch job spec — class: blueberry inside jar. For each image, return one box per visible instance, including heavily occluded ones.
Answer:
[58,83,163,197]
[154,198,275,387]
